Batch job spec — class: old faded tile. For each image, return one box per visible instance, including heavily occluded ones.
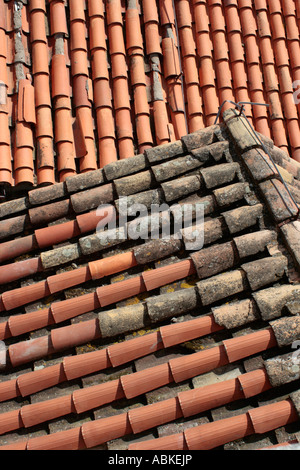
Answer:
[0,196,29,219]
[222,204,263,234]
[65,169,104,194]
[200,162,240,189]
[79,227,126,255]
[146,288,199,323]
[145,140,184,163]
[212,298,261,330]
[290,391,300,418]
[161,174,202,202]
[40,243,81,269]
[191,242,236,279]
[280,221,300,271]
[264,352,300,388]
[29,183,67,205]
[0,213,30,239]
[233,230,277,259]
[243,355,265,373]
[252,285,300,321]
[151,153,208,182]
[224,108,262,152]
[178,194,216,216]
[270,316,300,348]
[213,182,248,207]
[241,255,288,291]
[181,125,219,151]
[98,304,149,337]
[104,154,148,181]
[114,170,156,197]
[115,188,164,215]
[242,148,278,182]
[133,237,183,265]
[28,199,71,226]
[259,179,299,222]
[197,270,246,306]
[205,141,230,162]
[70,184,115,213]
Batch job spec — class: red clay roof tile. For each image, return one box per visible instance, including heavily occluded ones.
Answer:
[0,234,38,263]
[9,335,55,368]
[248,399,299,434]
[121,362,173,399]
[21,394,74,429]
[82,413,131,449]
[50,318,101,352]
[26,427,85,451]
[17,363,66,398]
[108,331,163,368]
[0,409,22,436]
[50,293,99,323]
[238,368,272,399]
[2,281,50,311]
[0,320,11,341]
[0,377,19,403]
[8,308,53,337]
[160,315,224,349]
[129,397,183,435]
[63,348,111,381]
[35,219,80,248]
[72,378,124,414]
[89,251,137,279]
[169,345,229,384]
[223,328,277,363]
[129,432,188,450]
[178,377,244,418]
[49,1,68,36]
[184,412,254,450]
[47,266,91,294]
[96,275,146,307]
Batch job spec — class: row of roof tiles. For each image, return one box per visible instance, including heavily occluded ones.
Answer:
[1,0,300,188]
[0,320,300,449]
[0,228,289,347]
[2,283,300,406]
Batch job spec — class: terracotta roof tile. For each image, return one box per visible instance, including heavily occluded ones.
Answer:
[72,379,125,414]
[63,348,111,381]
[82,413,131,449]
[248,399,299,434]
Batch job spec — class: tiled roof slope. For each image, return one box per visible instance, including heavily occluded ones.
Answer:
[1,0,300,189]
[0,108,300,450]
